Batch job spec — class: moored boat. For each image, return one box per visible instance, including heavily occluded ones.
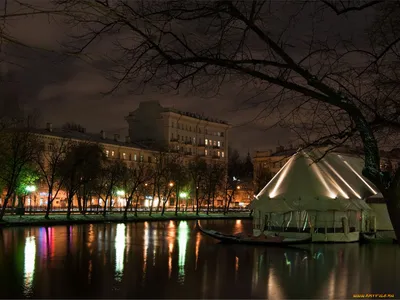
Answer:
[196,221,311,245]
[360,231,397,244]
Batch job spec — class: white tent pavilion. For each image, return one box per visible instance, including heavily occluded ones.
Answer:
[249,149,378,242]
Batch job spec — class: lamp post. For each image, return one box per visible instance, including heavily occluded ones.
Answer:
[179,192,188,212]
[25,185,36,213]
[116,190,124,210]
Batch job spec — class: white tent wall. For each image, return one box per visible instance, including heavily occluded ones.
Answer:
[254,209,360,234]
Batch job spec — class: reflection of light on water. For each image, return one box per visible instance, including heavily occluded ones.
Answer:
[284,253,292,276]
[153,227,158,266]
[88,260,93,283]
[169,220,175,228]
[267,267,285,299]
[235,256,239,282]
[195,232,201,270]
[24,236,36,297]
[234,219,243,233]
[168,241,173,279]
[167,221,176,279]
[115,224,126,281]
[178,221,189,284]
[327,270,336,299]
[251,251,259,292]
[143,222,149,281]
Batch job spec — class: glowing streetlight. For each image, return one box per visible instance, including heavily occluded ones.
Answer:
[237,186,241,190]
[25,185,36,192]
[179,192,188,198]
[169,182,174,187]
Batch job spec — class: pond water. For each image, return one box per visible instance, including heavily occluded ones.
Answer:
[0,219,399,299]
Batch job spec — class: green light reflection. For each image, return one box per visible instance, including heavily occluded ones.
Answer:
[115,224,126,281]
[23,236,36,297]
[178,221,189,283]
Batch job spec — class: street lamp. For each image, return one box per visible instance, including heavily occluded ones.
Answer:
[179,192,188,212]
[169,182,174,187]
[25,185,36,192]
[25,185,36,212]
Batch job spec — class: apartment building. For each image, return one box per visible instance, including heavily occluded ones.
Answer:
[125,101,230,164]
[23,123,158,209]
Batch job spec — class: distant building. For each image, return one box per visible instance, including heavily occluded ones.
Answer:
[125,101,231,164]
[253,146,297,176]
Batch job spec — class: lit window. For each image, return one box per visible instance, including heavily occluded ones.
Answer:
[217,141,220,147]
[205,149,208,156]
[140,155,144,162]
[213,140,216,146]
[205,139,208,145]
[122,153,126,159]
[210,139,212,146]
[193,137,196,144]
[134,154,137,161]
[105,150,109,157]
[217,132,221,136]
[111,151,115,157]
[218,151,220,157]
[222,151,225,158]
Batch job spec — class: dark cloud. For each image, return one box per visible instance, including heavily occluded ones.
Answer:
[0,0,377,157]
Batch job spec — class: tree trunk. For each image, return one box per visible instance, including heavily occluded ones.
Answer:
[161,200,167,216]
[103,195,108,217]
[156,188,162,213]
[66,193,74,219]
[175,186,179,216]
[224,194,233,215]
[77,196,83,214]
[149,184,157,216]
[0,192,12,221]
[109,195,113,213]
[11,194,17,215]
[134,194,140,217]
[45,186,53,219]
[206,191,211,215]
[124,196,133,219]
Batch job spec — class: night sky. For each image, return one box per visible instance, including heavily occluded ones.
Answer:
[0,0,376,155]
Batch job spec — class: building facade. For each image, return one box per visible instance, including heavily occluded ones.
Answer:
[125,101,230,164]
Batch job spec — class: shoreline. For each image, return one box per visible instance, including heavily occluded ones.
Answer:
[0,212,252,228]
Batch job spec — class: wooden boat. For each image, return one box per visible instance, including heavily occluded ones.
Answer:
[196,221,311,245]
[360,232,397,244]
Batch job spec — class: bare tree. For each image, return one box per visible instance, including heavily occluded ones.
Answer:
[95,159,126,217]
[121,161,152,219]
[60,142,104,218]
[188,157,207,215]
[49,0,400,240]
[204,163,225,214]
[0,129,39,220]
[36,138,71,219]
[253,167,272,194]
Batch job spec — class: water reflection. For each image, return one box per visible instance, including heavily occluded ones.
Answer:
[0,220,399,299]
[23,235,36,297]
[115,224,126,281]
[178,221,189,284]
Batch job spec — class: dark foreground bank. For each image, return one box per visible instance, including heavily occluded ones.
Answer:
[0,212,252,227]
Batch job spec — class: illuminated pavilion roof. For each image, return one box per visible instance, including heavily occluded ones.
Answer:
[250,149,377,212]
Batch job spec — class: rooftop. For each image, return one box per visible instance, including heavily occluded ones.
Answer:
[30,127,155,152]
[128,101,229,125]
[163,107,229,125]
